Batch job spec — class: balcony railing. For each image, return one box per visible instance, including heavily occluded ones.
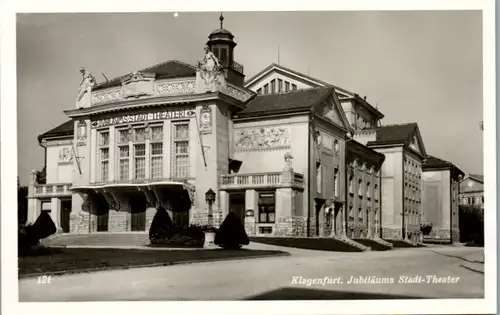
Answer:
[31,183,72,197]
[220,172,304,189]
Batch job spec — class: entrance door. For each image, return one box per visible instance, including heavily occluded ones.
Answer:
[130,194,146,231]
[60,200,72,233]
[314,198,325,237]
[229,192,245,224]
[96,194,109,232]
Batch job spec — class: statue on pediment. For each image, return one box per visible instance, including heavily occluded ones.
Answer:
[76,67,96,108]
[195,46,227,93]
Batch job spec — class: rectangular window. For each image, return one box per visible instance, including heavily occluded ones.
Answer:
[134,144,146,179]
[292,83,297,91]
[134,127,146,142]
[150,143,163,179]
[220,48,227,63]
[348,176,353,194]
[367,182,371,198]
[316,165,322,194]
[100,147,109,182]
[258,192,275,223]
[333,168,339,198]
[358,179,363,196]
[118,145,129,180]
[374,184,378,201]
[278,79,283,93]
[212,47,219,60]
[173,123,190,178]
[99,131,109,146]
[271,79,276,94]
[285,82,290,92]
[149,125,164,179]
[99,130,109,182]
[117,128,129,181]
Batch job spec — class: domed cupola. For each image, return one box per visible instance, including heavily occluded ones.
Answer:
[206,13,245,86]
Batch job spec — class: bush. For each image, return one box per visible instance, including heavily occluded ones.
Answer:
[420,222,433,236]
[18,212,57,255]
[32,211,57,239]
[214,212,249,249]
[149,207,173,241]
[148,207,211,247]
[149,225,207,247]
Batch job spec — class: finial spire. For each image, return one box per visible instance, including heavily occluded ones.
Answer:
[219,12,224,29]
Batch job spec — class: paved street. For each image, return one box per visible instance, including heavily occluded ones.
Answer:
[19,244,484,301]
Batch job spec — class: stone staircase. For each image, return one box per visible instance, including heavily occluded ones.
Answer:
[384,238,425,248]
[250,236,370,252]
[41,233,150,247]
[332,236,371,252]
[352,238,392,251]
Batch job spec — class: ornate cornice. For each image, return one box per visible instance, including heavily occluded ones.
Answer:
[64,92,245,118]
[90,78,254,106]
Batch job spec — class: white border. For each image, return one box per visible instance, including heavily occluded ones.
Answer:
[1,0,496,314]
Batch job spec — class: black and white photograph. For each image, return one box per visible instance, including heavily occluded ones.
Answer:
[1,1,496,314]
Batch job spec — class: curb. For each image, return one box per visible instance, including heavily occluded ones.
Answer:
[459,263,484,274]
[19,252,291,279]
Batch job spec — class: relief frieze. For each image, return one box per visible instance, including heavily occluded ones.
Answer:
[234,127,291,151]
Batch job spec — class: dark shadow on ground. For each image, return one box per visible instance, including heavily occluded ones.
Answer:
[250,237,364,252]
[429,250,484,264]
[246,287,424,300]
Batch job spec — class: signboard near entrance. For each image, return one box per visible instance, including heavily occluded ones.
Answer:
[91,109,196,128]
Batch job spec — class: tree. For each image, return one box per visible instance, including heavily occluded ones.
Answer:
[149,207,173,241]
[18,185,28,225]
[459,204,484,245]
[35,165,46,184]
[19,211,57,253]
[214,212,249,249]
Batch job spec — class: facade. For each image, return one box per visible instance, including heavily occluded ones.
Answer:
[27,17,441,244]
[422,155,464,243]
[459,174,484,210]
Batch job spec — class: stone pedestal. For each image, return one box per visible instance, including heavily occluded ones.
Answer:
[244,215,256,236]
[203,231,216,248]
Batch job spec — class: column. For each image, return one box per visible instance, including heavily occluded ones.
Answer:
[245,189,258,212]
[220,190,229,219]
[50,197,62,231]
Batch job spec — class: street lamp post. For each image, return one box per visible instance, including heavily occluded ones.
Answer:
[205,189,216,227]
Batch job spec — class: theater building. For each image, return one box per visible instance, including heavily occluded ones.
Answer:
[27,16,432,243]
[421,155,464,243]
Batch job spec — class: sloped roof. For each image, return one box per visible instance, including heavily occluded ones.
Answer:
[366,123,418,146]
[38,120,74,142]
[93,60,196,91]
[244,63,384,119]
[423,155,465,177]
[347,139,386,168]
[468,174,484,183]
[423,155,454,169]
[234,86,334,118]
[245,63,331,88]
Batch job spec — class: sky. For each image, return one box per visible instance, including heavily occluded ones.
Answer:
[16,11,483,185]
